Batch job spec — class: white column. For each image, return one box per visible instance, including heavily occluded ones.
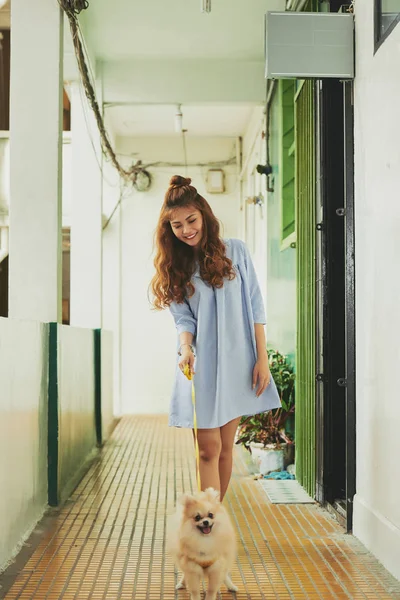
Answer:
[69,82,103,329]
[9,0,63,322]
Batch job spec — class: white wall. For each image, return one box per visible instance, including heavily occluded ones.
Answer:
[353,1,400,581]
[102,158,123,415]
[0,134,71,226]
[69,83,103,329]
[239,107,268,311]
[0,318,48,571]
[107,136,239,414]
[62,136,72,228]
[116,135,238,166]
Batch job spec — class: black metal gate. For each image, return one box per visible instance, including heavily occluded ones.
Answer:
[315,78,356,531]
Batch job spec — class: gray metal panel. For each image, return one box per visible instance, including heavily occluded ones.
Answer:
[265,12,354,80]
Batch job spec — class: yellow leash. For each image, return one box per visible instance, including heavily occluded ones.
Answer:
[183,364,201,492]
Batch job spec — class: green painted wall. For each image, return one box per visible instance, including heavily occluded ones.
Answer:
[266,90,296,364]
[279,80,296,246]
[295,80,316,497]
[265,0,318,497]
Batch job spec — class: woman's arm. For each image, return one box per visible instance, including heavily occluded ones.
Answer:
[238,240,271,395]
[253,323,271,397]
[254,323,268,361]
[179,331,194,348]
[169,300,197,374]
[178,331,195,373]
[241,241,267,325]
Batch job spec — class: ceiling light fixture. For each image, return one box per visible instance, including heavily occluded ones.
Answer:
[174,104,183,133]
[201,0,211,13]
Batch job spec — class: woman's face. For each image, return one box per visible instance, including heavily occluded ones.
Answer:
[170,206,203,247]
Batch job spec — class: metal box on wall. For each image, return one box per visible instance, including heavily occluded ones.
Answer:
[265,11,354,80]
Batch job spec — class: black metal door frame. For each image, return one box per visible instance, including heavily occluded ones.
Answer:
[314,80,325,506]
[314,78,356,532]
[343,81,356,532]
[315,78,347,510]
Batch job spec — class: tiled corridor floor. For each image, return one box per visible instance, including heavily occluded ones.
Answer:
[1,416,400,600]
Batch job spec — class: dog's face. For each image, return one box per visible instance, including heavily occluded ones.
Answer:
[179,488,221,536]
[169,487,236,570]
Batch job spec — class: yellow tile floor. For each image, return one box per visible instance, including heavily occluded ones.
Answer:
[1,416,400,599]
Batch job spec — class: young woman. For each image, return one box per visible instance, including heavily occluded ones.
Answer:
[151,175,281,500]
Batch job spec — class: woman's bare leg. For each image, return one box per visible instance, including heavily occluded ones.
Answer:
[219,418,241,501]
[194,428,222,493]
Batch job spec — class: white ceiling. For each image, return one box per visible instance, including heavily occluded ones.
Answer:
[82,0,285,61]
[106,103,256,137]
[78,0,285,139]
[2,0,284,142]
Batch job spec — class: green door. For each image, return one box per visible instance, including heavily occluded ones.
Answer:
[295,80,316,497]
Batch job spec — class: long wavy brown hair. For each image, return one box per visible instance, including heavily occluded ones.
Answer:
[151,175,236,309]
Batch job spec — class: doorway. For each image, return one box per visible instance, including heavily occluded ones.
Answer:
[315,78,356,531]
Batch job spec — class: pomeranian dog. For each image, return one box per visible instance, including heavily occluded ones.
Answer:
[167,487,238,600]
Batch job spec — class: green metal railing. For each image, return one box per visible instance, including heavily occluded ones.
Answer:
[295,80,316,497]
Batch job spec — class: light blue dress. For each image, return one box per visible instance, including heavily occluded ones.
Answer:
[169,238,281,429]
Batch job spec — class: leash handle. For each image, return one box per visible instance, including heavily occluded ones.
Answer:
[184,364,201,492]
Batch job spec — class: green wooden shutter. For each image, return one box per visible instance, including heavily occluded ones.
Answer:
[279,79,296,247]
[295,80,316,497]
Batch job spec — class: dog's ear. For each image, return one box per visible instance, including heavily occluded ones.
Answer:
[204,488,220,503]
[178,493,197,509]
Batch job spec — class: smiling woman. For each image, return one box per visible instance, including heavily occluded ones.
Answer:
[150,175,281,502]
[151,175,235,309]
[170,207,203,247]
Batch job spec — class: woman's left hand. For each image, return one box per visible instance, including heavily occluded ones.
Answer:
[252,356,271,397]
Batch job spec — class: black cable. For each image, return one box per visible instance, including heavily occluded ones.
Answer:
[59,0,89,15]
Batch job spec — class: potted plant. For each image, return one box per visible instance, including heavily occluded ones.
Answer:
[236,349,295,475]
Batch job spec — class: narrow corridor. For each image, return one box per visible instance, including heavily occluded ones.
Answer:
[1,416,399,600]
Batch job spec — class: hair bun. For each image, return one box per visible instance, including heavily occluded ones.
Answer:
[169,175,192,188]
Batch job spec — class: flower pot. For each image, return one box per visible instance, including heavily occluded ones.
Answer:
[250,442,295,475]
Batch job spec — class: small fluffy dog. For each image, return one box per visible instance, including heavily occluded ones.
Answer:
[167,487,238,600]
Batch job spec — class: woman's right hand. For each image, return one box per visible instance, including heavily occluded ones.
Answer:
[179,348,195,376]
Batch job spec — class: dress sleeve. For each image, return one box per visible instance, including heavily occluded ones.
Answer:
[240,240,267,325]
[169,299,197,336]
